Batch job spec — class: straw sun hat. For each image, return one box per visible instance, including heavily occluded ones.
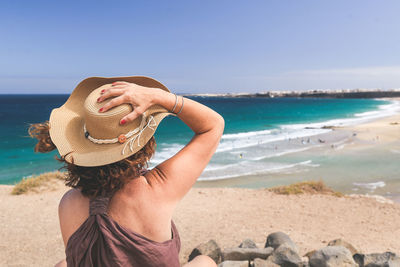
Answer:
[49,76,173,167]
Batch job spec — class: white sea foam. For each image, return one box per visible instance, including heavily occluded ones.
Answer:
[250,147,314,161]
[151,128,324,165]
[149,143,183,165]
[304,162,320,167]
[204,162,249,171]
[281,101,400,130]
[216,127,330,153]
[149,100,399,181]
[199,160,316,181]
[153,100,399,162]
[353,181,386,191]
[221,129,272,140]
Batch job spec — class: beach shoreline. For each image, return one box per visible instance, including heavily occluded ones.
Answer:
[196,99,400,202]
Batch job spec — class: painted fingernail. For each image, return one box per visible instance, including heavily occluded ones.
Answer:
[101,89,105,94]
[99,108,103,112]
[97,97,101,102]
[120,119,126,125]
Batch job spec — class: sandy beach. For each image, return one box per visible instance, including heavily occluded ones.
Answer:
[340,113,400,144]
[335,97,400,145]
[1,109,400,266]
[1,184,399,266]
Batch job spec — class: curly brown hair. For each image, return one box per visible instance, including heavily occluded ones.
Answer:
[28,121,156,198]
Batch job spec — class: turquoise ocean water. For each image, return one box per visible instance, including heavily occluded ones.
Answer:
[1,95,399,198]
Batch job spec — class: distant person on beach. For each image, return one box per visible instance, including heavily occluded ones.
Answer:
[29,76,224,267]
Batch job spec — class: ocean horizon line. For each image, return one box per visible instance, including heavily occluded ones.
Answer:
[2,88,400,97]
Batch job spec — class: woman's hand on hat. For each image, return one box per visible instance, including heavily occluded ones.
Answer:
[97,81,158,125]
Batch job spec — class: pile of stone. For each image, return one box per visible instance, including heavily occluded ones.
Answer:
[188,232,400,267]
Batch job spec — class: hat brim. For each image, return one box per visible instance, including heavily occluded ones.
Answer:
[49,76,173,166]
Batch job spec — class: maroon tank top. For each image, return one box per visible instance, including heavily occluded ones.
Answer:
[65,175,181,266]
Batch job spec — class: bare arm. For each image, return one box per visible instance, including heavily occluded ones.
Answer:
[99,82,224,202]
[148,90,225,201]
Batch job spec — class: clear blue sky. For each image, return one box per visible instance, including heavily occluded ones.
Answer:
[1,0,400,94]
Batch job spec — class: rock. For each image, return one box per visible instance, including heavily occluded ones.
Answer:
[265,232,299,253]
[222,247,274,261]
[253,258,279,267]
[309,246,357,267]
[304,250,317,259]
[353,252,400,267]
[268,244,302,267]
[218,260,249,267]
[239,239,258,249]
[328,239,358,255]
[353,253,364,266]
[189,239,222,264]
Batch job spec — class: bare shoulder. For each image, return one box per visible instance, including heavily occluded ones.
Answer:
[59,188,89,213]
[59,189,89,247]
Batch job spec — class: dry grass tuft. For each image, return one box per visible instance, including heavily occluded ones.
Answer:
[11,171,66,195]
[269,180,343,197]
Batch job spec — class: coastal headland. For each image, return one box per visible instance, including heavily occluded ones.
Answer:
[184,89,400,99]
